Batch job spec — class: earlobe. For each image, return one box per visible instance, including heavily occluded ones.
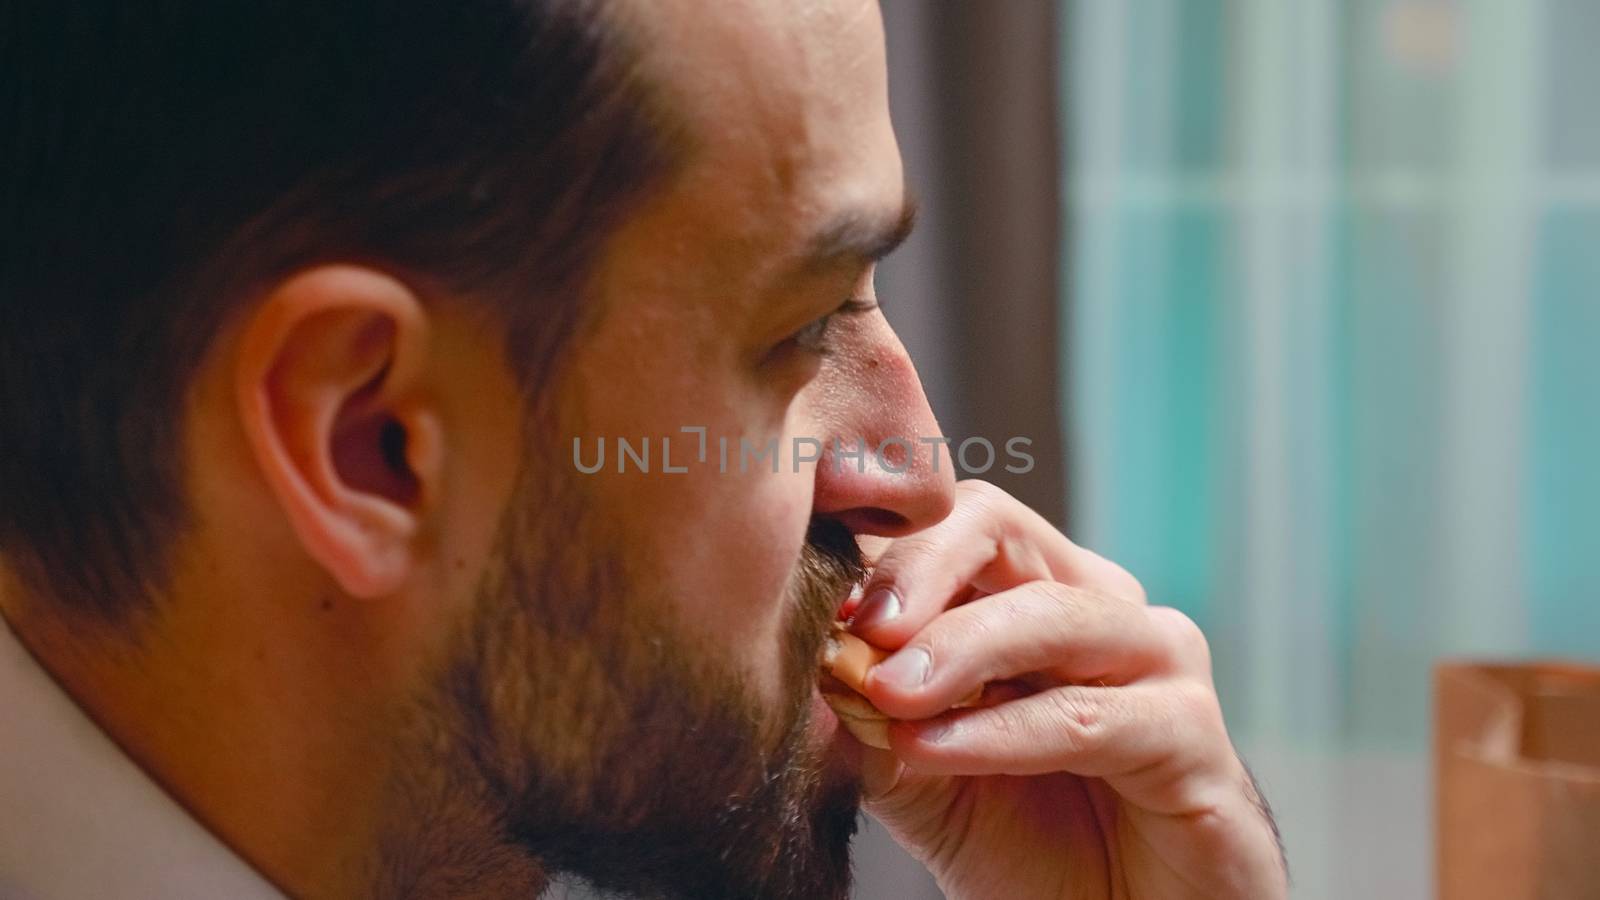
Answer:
[234,266,441,600]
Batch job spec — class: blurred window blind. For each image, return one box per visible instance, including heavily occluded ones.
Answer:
[1064,0,1600,751]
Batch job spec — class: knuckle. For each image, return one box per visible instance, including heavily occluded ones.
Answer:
[1041,690,1104,754]
[872,532,943,580]
[894,533,945,569]
[927,605,995,662]
[1170,684,1229,769]
[1150,605,1212,670]
[1025,579,1133,639]
[1007,580,1088,649]
[986,590,1033,634]
[1122,572,1150,605]
[982,582,1025,624]
[955,477,1002,500]
[1172,680,1221,724]
[953,478,1009,518]
[1023,579,1082,622]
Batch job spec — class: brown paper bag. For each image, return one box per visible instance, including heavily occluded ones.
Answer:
[1435,661,1600,900]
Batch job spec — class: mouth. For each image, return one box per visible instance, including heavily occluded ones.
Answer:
[815,619,895,750]
[807,576,863,677]
[790,518,871,744]
[798,579,872,755]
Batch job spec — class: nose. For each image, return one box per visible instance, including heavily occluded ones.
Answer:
[808,322,957,538]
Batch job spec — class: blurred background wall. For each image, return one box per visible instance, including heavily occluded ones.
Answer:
[862,1,1600,898]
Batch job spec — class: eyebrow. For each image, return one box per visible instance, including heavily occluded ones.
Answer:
[797,188,920,275]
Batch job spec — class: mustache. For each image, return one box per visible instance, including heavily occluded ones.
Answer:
[781,519,868,709]
[795,517,868,622]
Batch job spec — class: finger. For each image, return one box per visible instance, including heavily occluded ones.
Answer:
[888,681,1232,816]
[858,745,905,800]
[850,480,1143,648]
[851,481,1052,643]
[856,534,893,566]
[862,582,1180,720]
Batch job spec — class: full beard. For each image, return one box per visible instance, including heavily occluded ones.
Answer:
[378,470,869,899]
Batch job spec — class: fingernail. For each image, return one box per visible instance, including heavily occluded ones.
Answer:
[850,586,901,631]
[872,646,930,690]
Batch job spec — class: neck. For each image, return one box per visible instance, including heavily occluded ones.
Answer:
[0,571,553,898]
[0,580,389,896]
[368,762,550,897]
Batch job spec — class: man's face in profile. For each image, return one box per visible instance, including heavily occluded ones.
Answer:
[391,1,953,897]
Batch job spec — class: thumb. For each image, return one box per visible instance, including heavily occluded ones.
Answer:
[859,746,960,869]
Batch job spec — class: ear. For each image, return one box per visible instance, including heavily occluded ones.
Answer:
[234,265,444,599]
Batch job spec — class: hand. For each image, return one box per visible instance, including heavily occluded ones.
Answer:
[847,480,1286,900]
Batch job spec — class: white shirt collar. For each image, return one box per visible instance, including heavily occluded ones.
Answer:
[0,610,286,900]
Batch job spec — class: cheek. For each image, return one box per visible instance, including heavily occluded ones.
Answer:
[561,309,820,696]
[695,473,811,621]
[620,465,814,684]
[563,419,819,700]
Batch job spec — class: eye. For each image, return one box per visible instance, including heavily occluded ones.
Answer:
[787,297,878,356]
[791,314,834,353]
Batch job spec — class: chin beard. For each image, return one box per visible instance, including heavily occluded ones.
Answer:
[382,481,868,900]
[511,720,863,900]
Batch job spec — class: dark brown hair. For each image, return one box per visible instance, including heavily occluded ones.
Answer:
[0,1,681,620]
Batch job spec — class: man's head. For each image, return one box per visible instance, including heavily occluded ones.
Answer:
[0,1,956,897]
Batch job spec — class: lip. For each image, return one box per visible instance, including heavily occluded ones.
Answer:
[836,581,865,623]
[807,588,857,705]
